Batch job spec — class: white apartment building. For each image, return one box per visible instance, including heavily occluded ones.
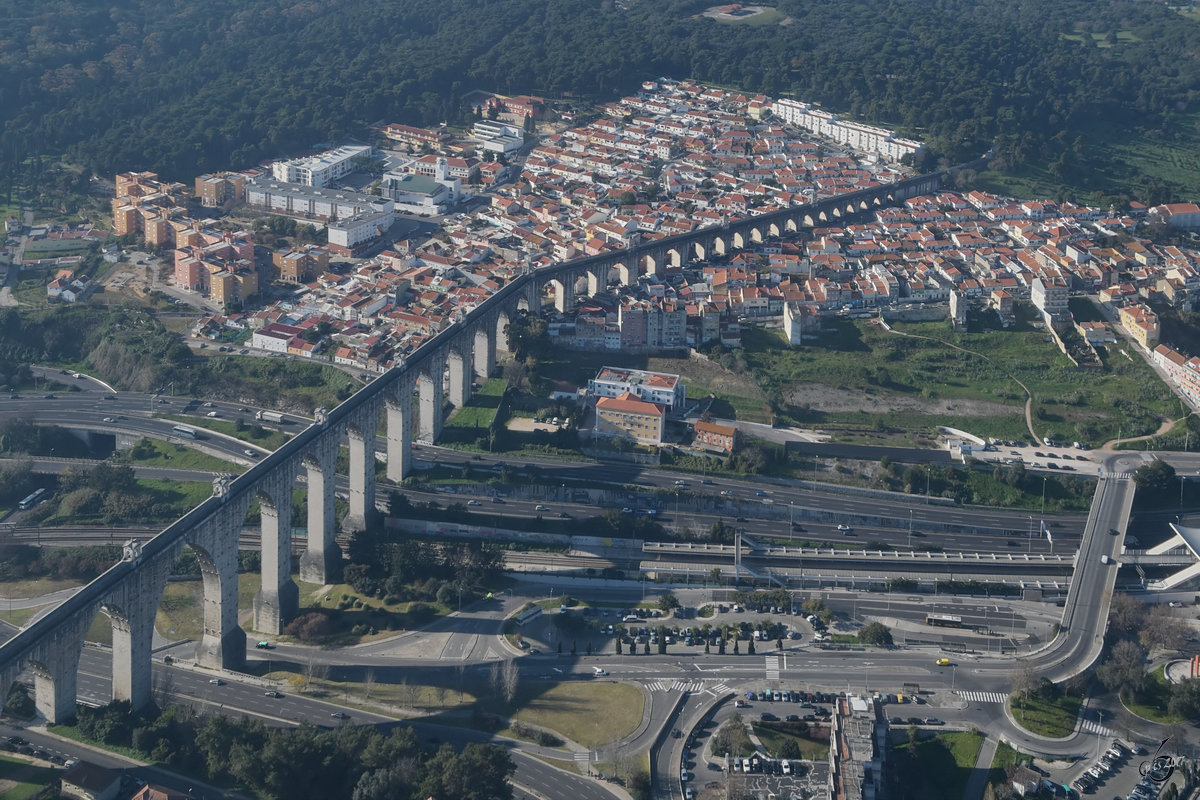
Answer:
[473,119,524,155]
[271,145,373,188]
[245,178,394,222]
[587,366,685,412]
[1031,276,1069,314]
[771,98,923,162]
[327,208,395,253]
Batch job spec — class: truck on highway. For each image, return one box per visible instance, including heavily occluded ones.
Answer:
[256,410,285,423]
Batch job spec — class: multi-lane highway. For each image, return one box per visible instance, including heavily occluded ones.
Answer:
[2,382,1085,557]
[8,375,1200,794]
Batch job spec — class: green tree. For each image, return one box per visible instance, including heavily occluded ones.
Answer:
[857,622,894,647]
[1133,460,1176,499]
[1096,639,1150,696]
[656,592,680,613]
[1168,678,1200,719]
[3,682,34,720]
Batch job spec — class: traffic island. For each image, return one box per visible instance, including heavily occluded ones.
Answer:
[1007,685,1082,738]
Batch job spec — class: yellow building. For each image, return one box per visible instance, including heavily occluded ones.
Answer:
[1119,303,1160,349]
[595,392,665,445]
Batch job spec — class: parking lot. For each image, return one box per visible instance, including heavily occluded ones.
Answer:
[1063,738,1180,799]
[720,760,830,800]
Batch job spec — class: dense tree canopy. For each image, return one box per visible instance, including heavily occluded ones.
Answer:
[4,0,1200,199]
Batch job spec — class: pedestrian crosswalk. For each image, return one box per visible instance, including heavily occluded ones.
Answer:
[765,656,780,681]
[671,680,705,692]
[1079,719,1111,736]
[643,680,720,693]
[957,690,1008,704]
[573,751,590,765]
[706,682,731,696]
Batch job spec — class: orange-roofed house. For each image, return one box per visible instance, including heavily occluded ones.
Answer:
[694,420,737,453]
[1150,203,1200,229]
[595,392,665,445]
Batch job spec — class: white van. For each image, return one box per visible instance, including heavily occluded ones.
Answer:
[593,667,608,676]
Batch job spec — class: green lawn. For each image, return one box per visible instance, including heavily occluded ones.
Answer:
[444,378,508,438]
[0,577,84,599]
[138,478,214,511]
[1008,691,1082,737]
[714,7,786,26]
[0,604,50,629]
[0,753,59,799]
[1060,29,1141,47]
[121,436,243,471]
[893,729,983,800]
[505,682,644,749]
[751,721,829,759]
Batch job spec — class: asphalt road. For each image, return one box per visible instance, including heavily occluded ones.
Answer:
[0,617,618,800]
[10,382,1200,778]
[1,386,1084,558]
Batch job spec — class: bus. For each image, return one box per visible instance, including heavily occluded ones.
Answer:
[925,613,963,628]
[172,425,198,439]
[513,604,543,627]
[17,488,45,510]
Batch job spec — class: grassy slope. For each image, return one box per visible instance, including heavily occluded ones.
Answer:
[740,306,1178,443]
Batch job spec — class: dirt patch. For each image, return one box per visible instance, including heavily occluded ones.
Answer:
[790,383,1017,417]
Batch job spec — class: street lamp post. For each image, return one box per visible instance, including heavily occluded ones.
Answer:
[1027,515,1034,554]
[908,509,913,549]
